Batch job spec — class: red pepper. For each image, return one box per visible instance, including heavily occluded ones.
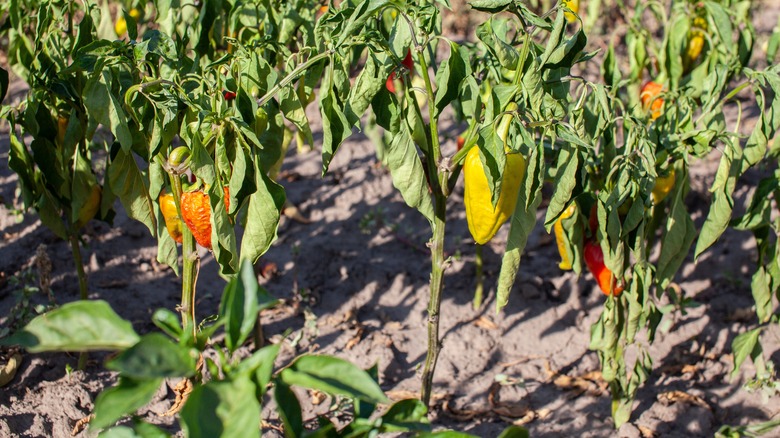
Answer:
[584,240,623,296]
[386,49,414,93]
[223,90,237,101]
[457,136,465,151]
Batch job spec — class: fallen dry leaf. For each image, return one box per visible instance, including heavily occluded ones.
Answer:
[0,353,22,387]
[162,378,193,416]
[283,204,312,224]
[257,261,278,279]
[474,316,499,330]
[310,389,328,405]
[544,361,607,397]
[71,414,94,436]
[386,390,447,403]
[345,326,365,350]
[657,390,709,409]
[638,425,657,438]
[443,399,489,421]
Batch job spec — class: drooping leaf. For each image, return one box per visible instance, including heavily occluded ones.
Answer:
[3,300,139,352]
[240,165,285,264]
[180,377,261,438]
[280,355,389,404]
[107,333,197,379]
[91,377,163,430]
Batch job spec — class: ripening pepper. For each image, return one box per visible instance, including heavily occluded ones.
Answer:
[57,114,68,146]
[584,240,623,296]
[684,16,708,72]
[74,185,102,229]
[115,16,127,36]
[563,0,579,23]
[181,187,230,250]
[652,169,676,205]
[553,203,577,270]
[640,81,664,120]
[159,193,183,244]
[457,136,466,151]
[386,49,414,93]
[223,90,237,101]
[464,103,526,245]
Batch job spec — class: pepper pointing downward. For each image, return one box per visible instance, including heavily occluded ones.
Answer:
[584,240,623,296]
[464,103,526,245]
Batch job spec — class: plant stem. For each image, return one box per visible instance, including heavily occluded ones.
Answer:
[257,51,330,107]
[68,233,89,370]
[473,244,484,310]
[170,172,198,339]
[417,42,448,408]
[421,199,446,407]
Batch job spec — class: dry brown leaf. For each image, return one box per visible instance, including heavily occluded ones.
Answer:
[474,316,499,330]
[283,204,312,224]
[262,420,284,433]
[162,379,193,416]
[544,361,606,397]
[498,355,546,369]
[498,408,550,426]
[71,414,93,436]
[386,390,447,403]
[257,262,278,279]
[443,400,488,421]
[0,353,22,387]
[657,390,709,409]
[638,425,657,438]
[310,389,328,405]
[345,326,365,350]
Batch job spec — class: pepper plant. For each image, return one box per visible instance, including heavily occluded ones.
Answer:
[3,0,780,433]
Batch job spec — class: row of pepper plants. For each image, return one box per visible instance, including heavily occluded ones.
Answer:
[0,0,779,435]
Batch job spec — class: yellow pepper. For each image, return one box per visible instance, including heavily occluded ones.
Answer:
[554,203,577,270]
[684,16,708,72]
[564,0,579,23]
[74,185,102,229]
[464,103,526,245]
[652,170,676,205]
[159,193,183,244]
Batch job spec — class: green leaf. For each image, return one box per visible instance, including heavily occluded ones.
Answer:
[320,68,352,175]
[657,172,696,288]
[380,399,430,433]
[347,53,387,123]
[544,145,578,230]
[383,126,434,224]
[496,426,530,438]
[91,377,163,430]
[240,165,285,264]
[108,148,156,236]
[274,378,303,438]
[751,266,773,324]
[220,260,261,353]
[180,377,261,438]
[98,422,169,438]
[233,344,281,398]
[151,309,182,340]
[3,300,139,352]
[434,42,471,118]
[469,0,512,13]
[496,145,543,311]
[730,328,762,379]
[84,71,133,152]
[280,355,389,404]
[107,333,197,379]
[694,140,742,260]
